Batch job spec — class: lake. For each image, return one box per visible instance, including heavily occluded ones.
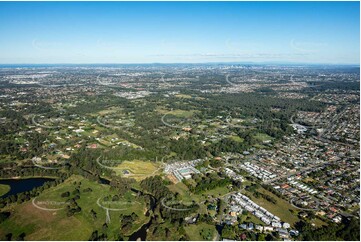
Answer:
[0,177,55,198]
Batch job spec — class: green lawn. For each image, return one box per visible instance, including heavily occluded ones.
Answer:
[168,182,230,204]
[229,135,244,143]
[0,175,149,240]
[198,186,230,200]
[167,182,231,215]
[0,184,10,197]
[244,187,300,226]
[245,187,327,228]
[312,217,328,227]
[168,182,191,199]
[165,109,197,118]
[185,222,217,241]
[242,213,265,225]
[254,133,273,142]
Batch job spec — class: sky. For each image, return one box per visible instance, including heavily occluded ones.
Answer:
[0,1,359,64]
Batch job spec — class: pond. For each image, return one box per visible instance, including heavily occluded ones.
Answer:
[0,177,55,198]
[128,188,157,241]
[128,220,151,241]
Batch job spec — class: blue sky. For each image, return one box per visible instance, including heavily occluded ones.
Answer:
[0,1,359,64]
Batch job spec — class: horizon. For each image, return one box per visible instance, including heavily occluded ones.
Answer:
[0,1,360,64]
[0,61,359,67]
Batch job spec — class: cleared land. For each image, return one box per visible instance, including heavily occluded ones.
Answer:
[229,135,244,143]
[245,187,326,227]
[114,160,161,180]
[168,182,230,204]
[254,133,273,142]
[0,175,148,240]
[185,222,217,241]
[175,94,193,99]
[244,187,300,226]
[157,108,198,118]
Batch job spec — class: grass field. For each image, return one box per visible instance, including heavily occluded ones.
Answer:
[245,187,327,228]
[254,133,273,142]
[242,213,266,225]
[244,187,300,226]
[229,135,244,143]
[157,108,197,118]
[0,184,10,197]
[97,107,123,116]
[0,175,148,240]
[168,182,230,204]
[198,186,230,200]
[175,94,193,99]
[114,160,161,180]
[167,182,190,198]
[167,182,197,204]
[185,222,217,241]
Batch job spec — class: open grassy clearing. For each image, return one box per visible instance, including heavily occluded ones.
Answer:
[196,186,231,201]
[167,182,190,198]
[312,217,328,227]
[244,187,300,226]
[169,110,196,118]
[229,135,244,143]
[156,108,198,118]
[253,133,273,142]
[167,182,198,206]
[241,213,266,225]
[0,175,149,240]
[246,187,327,227]
[167,182,231,215]
[175,94,193,99]
[168,182,230,203]
[114,160,161,181]
[0,184,10,197]
[185,222,217,241]
[97,107,123,116]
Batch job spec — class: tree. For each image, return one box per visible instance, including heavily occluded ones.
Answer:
[89,230,98,241]
[16,232,26,241]
[221,224,236,239]
[90,209,97,220]
[61,191,70,197]
[5,233,12,241]
[102,223,108,233]
[0,212,10,224]
[336,218,360,241]
[257,233,266,241]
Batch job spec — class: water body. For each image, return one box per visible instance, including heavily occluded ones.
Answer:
[99,179,157,241]
[99,177,110,185]
[128,219,152,241]
[128,188,157,241]
[0,178,55,198]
